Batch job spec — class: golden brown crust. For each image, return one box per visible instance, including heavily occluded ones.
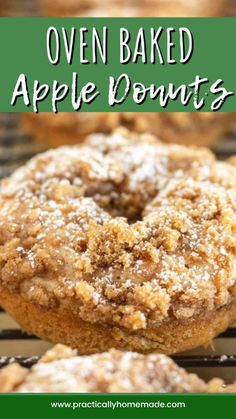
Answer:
[1,129,236,353]
[1,284,236,355]
[23,112,236,148]
[39,0,229,17]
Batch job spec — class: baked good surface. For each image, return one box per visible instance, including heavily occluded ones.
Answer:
[0,129,236,354]
[0,345,235,393]
[23,112,236,148]
[39,0,229,17]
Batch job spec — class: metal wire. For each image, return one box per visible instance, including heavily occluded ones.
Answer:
[0,322,235,369]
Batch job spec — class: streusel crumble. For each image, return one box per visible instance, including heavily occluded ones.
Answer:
[0,129,236,353]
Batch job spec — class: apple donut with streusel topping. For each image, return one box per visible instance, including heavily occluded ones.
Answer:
[0,344,235,393]
[0,128,236,354]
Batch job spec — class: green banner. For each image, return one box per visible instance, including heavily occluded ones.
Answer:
[0,394,236,419]
[0,17,236,112]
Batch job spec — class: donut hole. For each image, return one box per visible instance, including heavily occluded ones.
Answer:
[84,183,156,224]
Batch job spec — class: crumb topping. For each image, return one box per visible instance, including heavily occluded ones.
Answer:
[15,345,207,393]
[1,345,235,393]
[0,364,28,393]
[0,128,236,331]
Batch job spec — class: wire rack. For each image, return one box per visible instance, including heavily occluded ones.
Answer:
[0,1,236,384]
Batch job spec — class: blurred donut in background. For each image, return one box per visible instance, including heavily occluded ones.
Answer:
[39,0,229,18]
[23,0,235,148]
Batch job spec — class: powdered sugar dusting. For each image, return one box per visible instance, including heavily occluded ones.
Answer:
[15,346,207,393]
[0,128,236,331]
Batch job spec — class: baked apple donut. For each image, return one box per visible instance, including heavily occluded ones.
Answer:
[22,112,236,148]
[0,345,235,393]
[0,129,236,354]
